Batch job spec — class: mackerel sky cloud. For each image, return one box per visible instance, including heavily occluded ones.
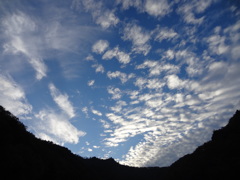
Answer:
[0,0,240,167]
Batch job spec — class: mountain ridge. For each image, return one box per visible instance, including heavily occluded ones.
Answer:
[0,106,239,179]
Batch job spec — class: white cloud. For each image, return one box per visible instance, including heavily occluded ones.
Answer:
[92,64,105,73]
[153,26,178,42]
[117,0,172,18]
[95,10,119,29]
[0,74,32,116]
[72,0,119,29]
[92,108,102,116]
[34,109,85,145]
[103,47,131,64]
[88,80,95,86]
[136,60,180,77]
[49,83,75,118]
[100,119,111,129]
[116,0,142,10]
[107,71,135,83]
[110,100,127,113]
[166,74,186,90]
[107,87,122,100]
[92,40,109,54]
[177,0,217,25]
[206,21,240,59]
[2,12,47,80]
[88,148,93,152]
[134,77,147,89]
[206,34,229,55]
[122,23,151,55]
[144,0,172,17]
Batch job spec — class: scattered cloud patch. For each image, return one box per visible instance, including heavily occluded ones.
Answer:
[91,108,103,116]
[122,23,151,55]
[92,64,105,73]
[103,47,131,64]
[49,83,75,118]
[92,40,109,54]
[88,80,95,86]
[2,12,47,80]
[72,0,119,29]
[107,71,135,83]
[0,74,32,116]
[34,109,85,145]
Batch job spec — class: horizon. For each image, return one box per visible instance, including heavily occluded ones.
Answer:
[0,0,240,167]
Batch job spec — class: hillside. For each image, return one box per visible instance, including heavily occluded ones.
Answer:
[0,105,240,179]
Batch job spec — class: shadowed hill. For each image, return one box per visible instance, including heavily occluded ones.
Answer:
[0,105,240,179]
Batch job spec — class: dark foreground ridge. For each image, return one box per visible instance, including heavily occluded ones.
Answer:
[0,106,239,180]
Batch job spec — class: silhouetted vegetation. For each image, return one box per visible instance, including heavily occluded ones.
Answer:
[0,106,239,179]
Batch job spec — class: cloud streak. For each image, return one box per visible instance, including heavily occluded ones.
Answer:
[0,74,32,116]
[49,83,75,118]
[2,12,47,80]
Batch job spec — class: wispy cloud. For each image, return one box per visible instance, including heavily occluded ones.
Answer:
[0,74,32,116]
[122,23,151,55]
[2,12,47,80]
[34,109,85,145]
[91,108,103,116]
[177,0,217,25]
[107,86,122,100]
[49,83,75,118]
[152,26,178,42]
[88,80,95,86]
[107,71,135,83]
[72,0,119,29]
[117,0,173,18]
[103,46,131,64]
[92,63,105,73]
[92,40,109,54]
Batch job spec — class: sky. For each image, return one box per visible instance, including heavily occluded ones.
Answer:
[0,0,240,167]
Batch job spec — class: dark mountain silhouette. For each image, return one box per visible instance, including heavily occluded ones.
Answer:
[0,105,239,179]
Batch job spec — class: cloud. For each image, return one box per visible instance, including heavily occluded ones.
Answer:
[153,26,178,42]
[92,64,105,73]
[122,23,151,55]
[117,0,172,18]
[88,80,95,86]
[144,0,172,17]
[136,60,180,77]
[2,12,47,80]
[166,74,186,90]
[49,83,75,118]
[72,0,119,29]
[91,108,103,116]
[206,21,240,59]
[92,40,109,54]
[0,74,32,116]
[102,47,131,64]
[107,71,135,83]
[107,87,122,100]
[34,109,85,145]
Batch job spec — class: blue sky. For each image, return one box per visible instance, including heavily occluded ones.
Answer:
[0,0,240,167]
